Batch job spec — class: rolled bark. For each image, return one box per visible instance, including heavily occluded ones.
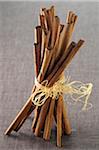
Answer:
[56,95,63,147]
[43,99,55,140]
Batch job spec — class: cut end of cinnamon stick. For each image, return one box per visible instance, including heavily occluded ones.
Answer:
[77,39,85,47]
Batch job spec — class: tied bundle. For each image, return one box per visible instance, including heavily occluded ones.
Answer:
[30,6,92,146]
[5,6,93,148]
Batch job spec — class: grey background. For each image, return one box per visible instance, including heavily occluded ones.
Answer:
[0,1,99,150]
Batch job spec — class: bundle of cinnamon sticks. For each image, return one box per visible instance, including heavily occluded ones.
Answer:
[5,6,84,147]
[32,6,84,147]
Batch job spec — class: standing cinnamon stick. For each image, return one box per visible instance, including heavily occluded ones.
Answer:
[56,95,63,147]
[32,26,43,131]
[32,31,52,133]
[46,16,60,75]
[62,99,72,135]
[32,106,41,132]
[43,99,55,140]
[34,43,41,76]
[40,15,48,34]
[55,12,77,62]
[34,98,51,136]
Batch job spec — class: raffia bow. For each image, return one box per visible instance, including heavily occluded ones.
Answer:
[30,75,93,111]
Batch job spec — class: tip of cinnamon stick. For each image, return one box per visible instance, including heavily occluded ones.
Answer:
[77,39,85,47]
[66,11,77,24]
[71,41,76,46]
[50,5,54,10]
[74,15,78,23]
[36,26,41,29]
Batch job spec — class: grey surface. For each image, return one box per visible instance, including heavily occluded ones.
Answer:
[0,2,99,150]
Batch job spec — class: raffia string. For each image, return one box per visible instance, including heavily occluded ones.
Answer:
[31,75,93,111]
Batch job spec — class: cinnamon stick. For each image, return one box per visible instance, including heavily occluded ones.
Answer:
[42,8,51,30]
[43,99,55,140]
[50,5,55,22]
[33,26,42,76]
[40,15,48,34]
[34,43,41,76]
[32,26,43,131]
[62,99,72,135]
[56,95,63,147]
[35,26,42,44]
[50,16,60,49]
[32,106,41,132]
[55,12,77,62]
[47,40,84,87]
[34,98,51,136]
[32,31,52,133]
[46,42,76,83]
[46,17,61,76]
[5,97,35,135]
[37,48,52,82]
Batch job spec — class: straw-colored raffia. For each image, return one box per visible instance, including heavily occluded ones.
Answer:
[31,75,93,111]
